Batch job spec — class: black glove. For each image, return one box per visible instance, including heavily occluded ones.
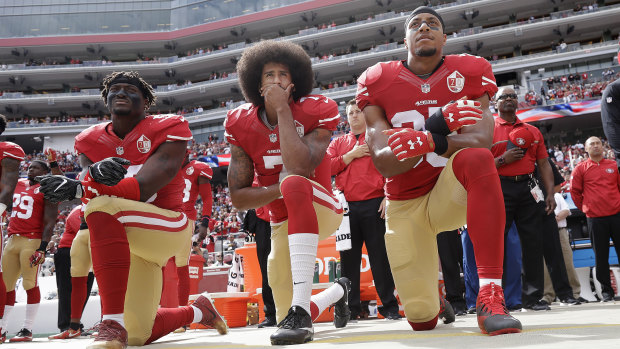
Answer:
[89,157,131,186]
[35,175,83,202]
[200,216,210,228]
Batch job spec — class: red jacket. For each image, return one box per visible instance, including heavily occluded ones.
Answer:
[327,132,384,202]
[570,158,620,217]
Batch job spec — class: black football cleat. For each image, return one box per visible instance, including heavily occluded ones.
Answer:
[270,306,313,345]
[439,297,455,324]
[333,277,351,328]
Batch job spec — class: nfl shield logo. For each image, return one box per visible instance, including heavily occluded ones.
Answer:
[447,71,465,93]
[269,133,277,143]
[421,83,431,93]
[116,146,124,155]
[137,135,151,154]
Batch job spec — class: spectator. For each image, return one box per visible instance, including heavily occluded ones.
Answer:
[601,77,620,169]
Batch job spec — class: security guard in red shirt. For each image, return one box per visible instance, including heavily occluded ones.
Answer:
[570,136,620,301]
[327,99,399,320]
[491,86,556,311]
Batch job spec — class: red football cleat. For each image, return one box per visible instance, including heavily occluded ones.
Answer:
[476,282,522,335]
[86,319,128,349]
[9,328,33,342]
[49,328,82,340]
[192,292,228,335]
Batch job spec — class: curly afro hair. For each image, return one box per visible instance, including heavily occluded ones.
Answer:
[100,71,156,109]
[236,40,314,106]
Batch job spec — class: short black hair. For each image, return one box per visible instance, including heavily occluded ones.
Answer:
[405,6,445,33]
[31,160,51,173]
[101,71,156,109]
[0,114,6,135]
[236,40,314,106]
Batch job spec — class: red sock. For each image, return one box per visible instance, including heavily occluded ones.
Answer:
[280,176,318,236]
[408,315,438,331]
[452,148,505,279]
[0,273,5,318]
[87,211,130,315]
[310,301,320,321]
[26,287,40,304]
[144,306,194,344]
[71,276,89,319]
[6,290,15,307]
[176,266,190,307]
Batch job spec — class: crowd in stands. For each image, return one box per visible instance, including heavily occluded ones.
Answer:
[521,68,619,107]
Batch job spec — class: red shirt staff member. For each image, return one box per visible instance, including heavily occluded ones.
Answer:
[570,136,620,302]
[491,85,556,311]
[327,99,399,320]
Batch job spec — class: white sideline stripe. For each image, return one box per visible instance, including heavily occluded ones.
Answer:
[319,114,341,123]
[312,186,342,209]
[117,214,188,228]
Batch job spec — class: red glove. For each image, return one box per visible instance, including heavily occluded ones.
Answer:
[44,147,58,162]
[439,100,483,132]
[29,250,45,267]
[384,128,435,161]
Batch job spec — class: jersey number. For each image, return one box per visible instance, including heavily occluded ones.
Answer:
[263,155,289,182]
[182,179,192,203]
[391,108,448,168]
[11,194,34,220]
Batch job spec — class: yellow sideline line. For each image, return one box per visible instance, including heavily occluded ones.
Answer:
[156,324,620,348]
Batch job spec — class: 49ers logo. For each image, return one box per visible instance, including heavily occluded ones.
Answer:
[447,71,465,93]
[137,135,151,153]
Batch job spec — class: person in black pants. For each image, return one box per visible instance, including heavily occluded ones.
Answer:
[437,230,466,315]
[491,86,557,311]
[571,136,620,301]
[601,77,620,170]
[327,99,399,320]
[50,206,95,339]
[243,208,276,327]
[535,158,580,305]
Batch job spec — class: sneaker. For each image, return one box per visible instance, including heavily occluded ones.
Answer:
[383,311,402,320]
[452,301,468,316]
[559,296,581,305]
[9,328,33,342]
[270,306,313,345]
[82,322,100,337]
[525,299,551,311]
[192,292,228,335]
[439,297,455,324]
[258,315,277,328]
[577,296,590,304]
[49,328,82,339]
[86,319,128,349]
[476,282,522,335]
[333,277,351,328]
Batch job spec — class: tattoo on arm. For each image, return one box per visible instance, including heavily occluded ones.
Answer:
[302,128,332,170]
[227,144,254,192]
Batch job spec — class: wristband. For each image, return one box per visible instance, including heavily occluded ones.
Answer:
[425,108,451,136]
[38,240,49,252]
[49,161,59,168]
[431,133,448,155]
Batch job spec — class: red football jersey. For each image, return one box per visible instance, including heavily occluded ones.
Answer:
[8,179,46,239]
[75,115,193,212]
[224,95,341,223]
[181,160,213,221]
[356,55,498,200]
[0,141,25,178]
[58,205,82,248]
